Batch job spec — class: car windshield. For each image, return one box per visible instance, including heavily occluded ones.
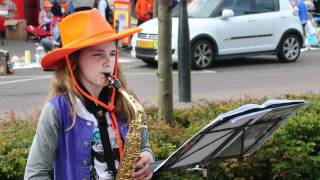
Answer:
[171,0,223,18]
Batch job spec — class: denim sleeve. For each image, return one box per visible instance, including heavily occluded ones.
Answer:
[24,103,59,180]
[139,114,155,162]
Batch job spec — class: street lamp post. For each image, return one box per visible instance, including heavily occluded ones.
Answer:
[178,0,191,102]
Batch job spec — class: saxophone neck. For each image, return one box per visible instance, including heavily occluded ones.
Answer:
[105,75,144,114]
[119,88,144,115]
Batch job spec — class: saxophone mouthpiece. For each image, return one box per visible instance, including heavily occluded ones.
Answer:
[103,73,113,88]
[103,73,122,89]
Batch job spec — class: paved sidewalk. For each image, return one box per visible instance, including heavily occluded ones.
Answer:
[301,46,320,52]
[1,39,37,58]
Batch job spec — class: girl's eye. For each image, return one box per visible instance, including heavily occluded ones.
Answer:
[92,53,103,57]
[90,50,116,58]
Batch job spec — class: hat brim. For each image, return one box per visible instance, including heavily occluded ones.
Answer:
[41,27,142,69]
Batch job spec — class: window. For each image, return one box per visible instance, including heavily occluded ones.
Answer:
[254,0,276,13]
[222,0,252,16]
[171,0,222,18]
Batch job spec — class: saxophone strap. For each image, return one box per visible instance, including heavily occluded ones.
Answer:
[96,109,117,173]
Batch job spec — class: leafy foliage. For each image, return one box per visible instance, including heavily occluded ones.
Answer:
[0,94,319,179]
[0,111,39,180]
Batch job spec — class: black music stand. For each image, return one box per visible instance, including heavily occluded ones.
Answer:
[153,99,306,174]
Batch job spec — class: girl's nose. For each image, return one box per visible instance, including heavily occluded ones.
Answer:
[102,61,110,68]
[102,53,111,63]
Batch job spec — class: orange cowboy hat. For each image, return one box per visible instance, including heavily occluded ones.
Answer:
[40,8,142,69]
[43,1,53,8]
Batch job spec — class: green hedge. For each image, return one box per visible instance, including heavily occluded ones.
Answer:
[0,111,39,180]
[1,94,320,179]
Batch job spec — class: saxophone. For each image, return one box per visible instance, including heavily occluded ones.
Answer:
[105,75,145,180]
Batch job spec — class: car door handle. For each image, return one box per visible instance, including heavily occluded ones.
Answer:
[279,16,286,19]
[248,20,256,22]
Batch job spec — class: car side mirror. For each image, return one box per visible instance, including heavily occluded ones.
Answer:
[221,9,234,19]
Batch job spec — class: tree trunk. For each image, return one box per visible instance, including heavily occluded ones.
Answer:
[158,0,173,126]
[153,0,158,17]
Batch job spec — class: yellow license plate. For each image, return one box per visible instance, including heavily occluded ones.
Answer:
[137,40,157,49]
[137,40,153,48]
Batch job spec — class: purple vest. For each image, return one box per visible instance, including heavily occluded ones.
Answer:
[50,95,128,180]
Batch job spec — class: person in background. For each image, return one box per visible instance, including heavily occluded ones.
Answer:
[94,0,107,18]
[305,0,315,11]
[38,1,54,30]
[94,0,113,25]
[295,0,309,36]
[51,0,63,17]
[60,0,74,15]
[40,19,61,53]
[68,0,75,13]
[107,0,114,10]
[172,0,179,8]
[135,0,154,25]
[314,0,320,13]
[290,0,297,8]
[24,9,154,180]
[305,14,319,49]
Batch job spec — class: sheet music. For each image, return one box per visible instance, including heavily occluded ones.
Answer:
[154,99,306,173]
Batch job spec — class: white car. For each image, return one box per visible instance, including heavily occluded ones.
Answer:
[131,0,304,69]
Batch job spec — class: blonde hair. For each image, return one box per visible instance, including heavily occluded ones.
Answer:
[307,14,317,27]
[48,51,135,130]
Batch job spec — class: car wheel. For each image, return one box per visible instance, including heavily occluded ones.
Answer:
[277,34,301,63]
[141,58,157,67]
[191,39,215,69]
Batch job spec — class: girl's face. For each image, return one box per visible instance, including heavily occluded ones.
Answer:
[78,42,116,91]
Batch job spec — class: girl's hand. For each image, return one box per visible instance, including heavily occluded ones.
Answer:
[131,155,153,180]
